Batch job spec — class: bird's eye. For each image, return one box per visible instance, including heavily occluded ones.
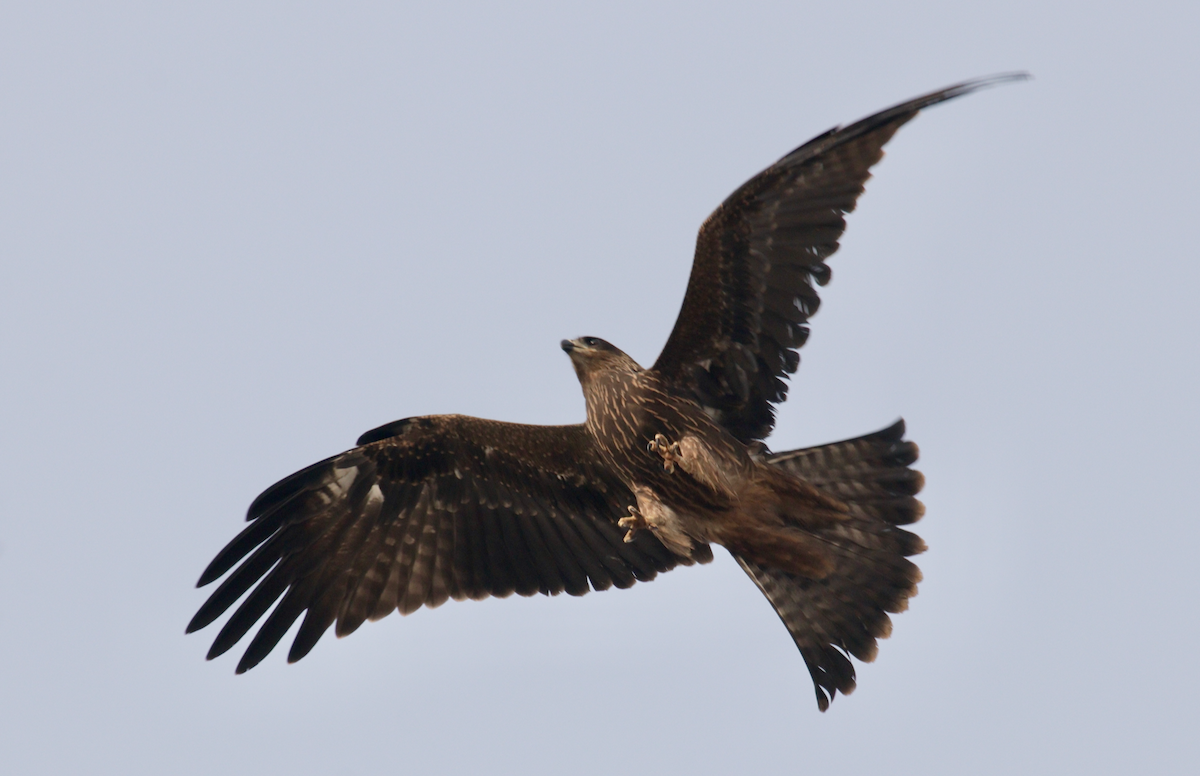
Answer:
[583,337,599,347]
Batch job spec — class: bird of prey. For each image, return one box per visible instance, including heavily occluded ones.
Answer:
[189,74,1025,711]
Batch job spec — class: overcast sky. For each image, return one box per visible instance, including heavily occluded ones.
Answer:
[2,2,1197,774]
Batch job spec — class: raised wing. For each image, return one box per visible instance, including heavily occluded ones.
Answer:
[653,74,1027,442]
[187,414,695,673]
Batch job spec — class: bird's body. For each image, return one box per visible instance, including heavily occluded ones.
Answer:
[578,349,747,523]
[571,339,847,574]
[188,74,1025,711]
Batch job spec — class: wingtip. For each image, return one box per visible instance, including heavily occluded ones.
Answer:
[914,71,1032,113]
[185,608,213,635]
[235,647,265,674]
[962,71,1033,88]
[946,72,1031,104]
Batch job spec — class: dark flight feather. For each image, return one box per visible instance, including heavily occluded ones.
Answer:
[187,415,696,669]
[653,73,1028,442]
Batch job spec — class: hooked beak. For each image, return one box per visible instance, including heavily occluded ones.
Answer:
[560,339,576,353]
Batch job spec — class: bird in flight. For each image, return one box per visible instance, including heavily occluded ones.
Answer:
[189,74,1026,711]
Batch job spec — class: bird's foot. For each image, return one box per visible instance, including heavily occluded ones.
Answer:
[648,433,683,474]
[618,505,649,543]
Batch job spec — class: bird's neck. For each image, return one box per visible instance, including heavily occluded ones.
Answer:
[580,367,643,434]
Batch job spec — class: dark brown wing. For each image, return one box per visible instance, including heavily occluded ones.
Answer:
[187,414,694,673]
[653,74,1028,442]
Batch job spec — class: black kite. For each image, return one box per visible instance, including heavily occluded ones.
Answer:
[189,74,1026,711]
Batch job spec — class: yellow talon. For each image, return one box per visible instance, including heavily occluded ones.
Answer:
[618,505,648,542]
[648,433,683,473]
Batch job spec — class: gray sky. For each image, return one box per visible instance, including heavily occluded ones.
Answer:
[2,2,1197,774]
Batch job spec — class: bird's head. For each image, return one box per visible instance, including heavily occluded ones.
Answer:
[561,336,641,385]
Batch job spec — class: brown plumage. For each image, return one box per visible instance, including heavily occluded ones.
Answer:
[188,74,1026,710]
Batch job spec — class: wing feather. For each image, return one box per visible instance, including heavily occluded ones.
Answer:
[530,508,592,596]
[653,74,1027,441]
[287,588,341,664]
[188,414,694,670]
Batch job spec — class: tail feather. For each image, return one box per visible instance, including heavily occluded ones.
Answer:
[768,418,924,525]
[740,419,926,711]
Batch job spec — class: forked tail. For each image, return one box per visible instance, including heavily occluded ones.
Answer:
[737,419,926,711]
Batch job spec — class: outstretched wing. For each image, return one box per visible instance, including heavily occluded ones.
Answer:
[653,74,1027,442]
[187,414,695,673]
